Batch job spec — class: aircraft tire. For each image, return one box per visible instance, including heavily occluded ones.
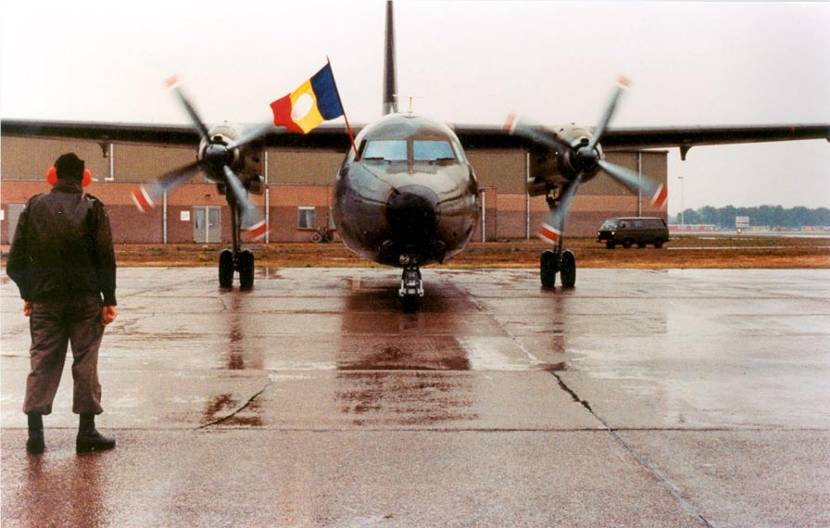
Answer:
[606,241,616,249]
[622,238,633,249]
[239,249,255,290]
[561,250,576,288]
[219,249,234,289]
[654,239,664,249]
[540,250,557,288]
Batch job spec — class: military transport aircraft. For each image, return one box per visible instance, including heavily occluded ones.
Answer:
[2,1,828,300]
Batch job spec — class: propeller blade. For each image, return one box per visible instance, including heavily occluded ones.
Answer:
[539,176,581,245]
[588,76,630,150]
[166,76,211,141]
[131,161,201,213]
[223,165,268,240]
[504,113,571,156]
[597,159,667,209]
[225,123,274,151]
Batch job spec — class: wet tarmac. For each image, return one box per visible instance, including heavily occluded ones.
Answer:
[1,267,829,527]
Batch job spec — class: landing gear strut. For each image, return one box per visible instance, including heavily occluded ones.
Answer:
[218,199,256,290]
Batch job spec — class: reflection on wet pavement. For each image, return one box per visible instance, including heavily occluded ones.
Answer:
[332,276,486,427]
[335,371,478,427]
[337,337,470,371]
[3,268,828,526]
[15,454,107,527]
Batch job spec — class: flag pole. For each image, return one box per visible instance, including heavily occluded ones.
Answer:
[327,56,359,160]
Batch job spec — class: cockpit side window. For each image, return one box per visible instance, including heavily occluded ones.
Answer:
[413,140,456,162]
[361,140,407,162]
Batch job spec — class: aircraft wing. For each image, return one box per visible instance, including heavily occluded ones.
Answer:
[451,123,830,152]
[0,119,354,150]
[4,119,828,154]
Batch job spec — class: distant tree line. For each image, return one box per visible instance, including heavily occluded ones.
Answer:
[671,206,830,228]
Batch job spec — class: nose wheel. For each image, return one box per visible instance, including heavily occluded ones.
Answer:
[399,265,424,298]
[219,248,255,290]
[540,249,576,289]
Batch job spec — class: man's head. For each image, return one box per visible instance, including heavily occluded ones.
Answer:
[54,153,85,182]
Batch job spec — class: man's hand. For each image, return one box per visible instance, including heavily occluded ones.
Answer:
[22,301,32,317]
[101,305,118,326]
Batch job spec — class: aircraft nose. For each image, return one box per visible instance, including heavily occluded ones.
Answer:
[385,185,440,243]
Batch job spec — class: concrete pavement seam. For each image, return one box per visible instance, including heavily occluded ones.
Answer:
[467,278,718,528]
[548,370,715,528]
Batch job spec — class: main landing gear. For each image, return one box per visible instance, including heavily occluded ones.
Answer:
[219,248,255,290]
[539,189,576,289]
[540,249,576,289]
[219,199,255,290]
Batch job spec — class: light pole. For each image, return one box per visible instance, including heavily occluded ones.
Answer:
[678,175,685,225]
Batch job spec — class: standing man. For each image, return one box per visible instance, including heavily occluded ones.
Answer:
[7,152,118,454]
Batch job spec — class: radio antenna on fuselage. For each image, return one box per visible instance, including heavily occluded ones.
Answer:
[382,0,398,115]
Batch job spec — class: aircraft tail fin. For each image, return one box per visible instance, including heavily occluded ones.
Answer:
[382,0,398,115]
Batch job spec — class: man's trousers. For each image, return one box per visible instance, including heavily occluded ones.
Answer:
[23,293,104,415]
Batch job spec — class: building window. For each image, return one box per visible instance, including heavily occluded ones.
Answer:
[298,207,316,229]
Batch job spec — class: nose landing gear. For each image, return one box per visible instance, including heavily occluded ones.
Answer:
[399,265,424,299]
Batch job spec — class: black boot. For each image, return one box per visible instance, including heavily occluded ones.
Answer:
[76,413,115,454]
[26,413,45,454]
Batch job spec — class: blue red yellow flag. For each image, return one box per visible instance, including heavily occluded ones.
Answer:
[270,64,344,134]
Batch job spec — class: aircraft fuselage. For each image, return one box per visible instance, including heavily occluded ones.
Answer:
[333,113,479,267]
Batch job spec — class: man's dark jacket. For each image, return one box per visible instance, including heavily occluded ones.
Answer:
[6,180,117,305]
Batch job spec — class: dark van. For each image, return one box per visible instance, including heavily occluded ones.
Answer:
[597,217,669,249]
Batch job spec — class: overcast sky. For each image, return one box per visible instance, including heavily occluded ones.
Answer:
[2,1,828,212]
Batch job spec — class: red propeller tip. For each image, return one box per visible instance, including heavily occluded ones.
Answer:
[164,75,180,88]
[538,223,561,245]
[503,113,518,134]
[650,184,668,209]
[130,186,154,213]
[617,76,632,88]
[244,220,268,241]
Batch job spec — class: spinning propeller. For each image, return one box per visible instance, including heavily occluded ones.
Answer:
[130,76,270,241]
[505,77,667,245]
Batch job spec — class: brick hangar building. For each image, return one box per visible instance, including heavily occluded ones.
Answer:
[0,135,667,246]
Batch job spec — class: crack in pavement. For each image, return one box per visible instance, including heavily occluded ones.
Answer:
[195,381,272,430]
[548,368,715,528]
[471,281,718,528]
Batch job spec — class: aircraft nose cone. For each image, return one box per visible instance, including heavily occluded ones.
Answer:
[386,185,440,243]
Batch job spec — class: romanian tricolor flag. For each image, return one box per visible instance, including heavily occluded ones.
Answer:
[270,63,344,134]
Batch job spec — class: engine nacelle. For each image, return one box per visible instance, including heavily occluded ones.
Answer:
[245,175,264,195]
[524,125,602,196]
[526,146,562,196]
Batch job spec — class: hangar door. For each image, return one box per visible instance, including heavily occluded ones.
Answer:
[193,206,221,243]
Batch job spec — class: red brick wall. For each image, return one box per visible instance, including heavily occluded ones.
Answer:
[2,174,666,244]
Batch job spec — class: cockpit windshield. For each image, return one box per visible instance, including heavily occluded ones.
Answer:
[362,140,407,162]
[360,139,457,163]
[413,140,455,162]
[600,219,618,229]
